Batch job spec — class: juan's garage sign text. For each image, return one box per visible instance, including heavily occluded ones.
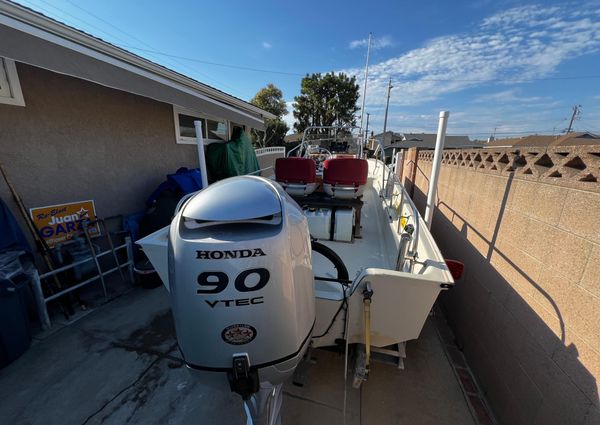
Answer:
[30,200,100,248]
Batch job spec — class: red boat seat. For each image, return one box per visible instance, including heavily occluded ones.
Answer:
[275,157,318,196]
[323,158,368,199]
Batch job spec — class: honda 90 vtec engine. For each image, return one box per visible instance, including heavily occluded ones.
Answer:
[168,176,315,398]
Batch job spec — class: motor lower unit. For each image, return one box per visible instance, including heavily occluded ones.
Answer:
[168,176,315,400]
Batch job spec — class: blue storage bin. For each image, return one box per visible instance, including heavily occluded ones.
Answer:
[0,273,32,368]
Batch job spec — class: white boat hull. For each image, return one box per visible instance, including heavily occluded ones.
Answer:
[137,159,453,352]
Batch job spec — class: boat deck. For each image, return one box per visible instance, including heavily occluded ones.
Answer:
[312,178,394,280]
[0,283,478,425]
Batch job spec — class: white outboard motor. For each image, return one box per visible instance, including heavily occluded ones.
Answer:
[168,176,315,421]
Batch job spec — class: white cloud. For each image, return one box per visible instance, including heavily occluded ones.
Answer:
[262,41,272,49]
[341,4,600,108]
[349,35,393,50]
[472,88,553,105]
[366,105,570,139]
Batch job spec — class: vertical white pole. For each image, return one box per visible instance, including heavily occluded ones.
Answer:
[194,120,209,188]
[394,150,403,179]
[424,111,449,230]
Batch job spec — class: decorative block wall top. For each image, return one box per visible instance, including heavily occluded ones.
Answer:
[417,146,600,193]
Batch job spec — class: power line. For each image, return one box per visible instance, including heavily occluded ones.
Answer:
[110,44,600,83]
[28,0,303,79]
[452,130,556,135]
[21,0,248,96]
[577,119,600,133]
[20,1,600,84]
[115,45,307,77]
[393,75,600,83]
[61,0,246,95]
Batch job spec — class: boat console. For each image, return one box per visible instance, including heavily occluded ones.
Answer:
[275,155,368,243]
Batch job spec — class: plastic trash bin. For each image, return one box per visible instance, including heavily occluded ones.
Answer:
[134,258,162,289]
[0,273,32,368]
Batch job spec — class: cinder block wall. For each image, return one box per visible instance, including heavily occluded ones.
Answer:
[408,147,600,425]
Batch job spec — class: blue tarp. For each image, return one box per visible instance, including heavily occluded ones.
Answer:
[146,167,203,206]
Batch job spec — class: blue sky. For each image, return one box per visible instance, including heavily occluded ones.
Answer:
[14,0,600,139]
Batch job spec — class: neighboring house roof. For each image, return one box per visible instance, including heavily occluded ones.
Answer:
[485,132,600,148]
[512,135,557,147]
[484,137,523,148]
[551,132,600,146]
[374,131,480,149]
[0,1,275,129]
[284,133,303,143]
[401,133,478,149]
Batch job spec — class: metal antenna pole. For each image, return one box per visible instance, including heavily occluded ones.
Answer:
[359,32,372,150]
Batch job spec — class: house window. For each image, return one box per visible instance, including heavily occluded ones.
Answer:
[173,106,229,144]
[0,58,25,107]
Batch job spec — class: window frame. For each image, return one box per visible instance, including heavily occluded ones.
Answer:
[0,58,25,107]
[173,106,230,145]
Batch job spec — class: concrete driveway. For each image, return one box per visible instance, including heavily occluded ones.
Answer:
[0,286,479,425]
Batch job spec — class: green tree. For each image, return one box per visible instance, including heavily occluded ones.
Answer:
[250,84,289,147]
[292,72,360,133]
[250,83,288,117]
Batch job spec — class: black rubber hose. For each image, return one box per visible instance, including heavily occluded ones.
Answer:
[311,240,349,281]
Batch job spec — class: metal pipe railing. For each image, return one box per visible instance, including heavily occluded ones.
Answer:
[383,170,420,268]
[291,125,364,158]
[246,165,274,176]
[254,146,285,157]
[395,232,413,271]
[36,237,134,328]
[371,136,389,193]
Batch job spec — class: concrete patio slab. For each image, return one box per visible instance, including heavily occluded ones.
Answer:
[0,286,477,425]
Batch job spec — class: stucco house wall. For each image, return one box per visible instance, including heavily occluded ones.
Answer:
[0,63,199,221]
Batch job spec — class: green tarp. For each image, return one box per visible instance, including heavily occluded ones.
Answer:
[206,129,260,181]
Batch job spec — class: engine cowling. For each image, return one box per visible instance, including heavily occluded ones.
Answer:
[168,176,315,398]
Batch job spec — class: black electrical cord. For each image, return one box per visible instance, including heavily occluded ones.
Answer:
[310,240,350,340]
[313,283,348,339]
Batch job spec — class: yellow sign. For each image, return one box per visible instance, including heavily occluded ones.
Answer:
[30,200,100,248]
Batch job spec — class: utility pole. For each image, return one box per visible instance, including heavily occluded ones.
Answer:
[566,105,581,134]
[382,78,393,136]
[488,127,497,143]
